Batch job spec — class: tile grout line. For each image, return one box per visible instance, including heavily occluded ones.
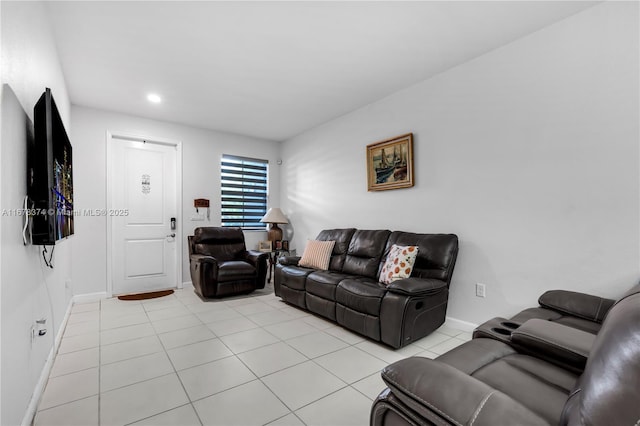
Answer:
[157,295,206,426]
[216,302,304,424]
[252,313,371,419]
[42,288,467,425]
[98,299,102,426]
[209,294,324,424]
[99,298,136,424]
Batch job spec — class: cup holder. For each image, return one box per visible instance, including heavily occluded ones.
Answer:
[491,327,512,336]
[500,321,520,330]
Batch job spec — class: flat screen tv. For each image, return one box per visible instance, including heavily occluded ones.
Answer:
[28,88,74,245]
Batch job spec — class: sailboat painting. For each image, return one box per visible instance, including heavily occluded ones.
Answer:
[367,133,414,191]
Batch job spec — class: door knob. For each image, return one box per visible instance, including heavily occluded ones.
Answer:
[167,233,176,238]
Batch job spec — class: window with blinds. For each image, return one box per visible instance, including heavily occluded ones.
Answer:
[220,155,268,229]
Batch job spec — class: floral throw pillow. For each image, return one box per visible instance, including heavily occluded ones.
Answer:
[380,244,419,285]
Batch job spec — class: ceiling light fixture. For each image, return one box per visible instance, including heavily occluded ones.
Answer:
[147,93,162,103]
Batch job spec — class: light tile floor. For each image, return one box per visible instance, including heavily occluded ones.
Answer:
[34,285,470,426]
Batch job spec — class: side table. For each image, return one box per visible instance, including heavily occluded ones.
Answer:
[266,249,289,283]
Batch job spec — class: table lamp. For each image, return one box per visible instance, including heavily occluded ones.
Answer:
[260,208,288,243]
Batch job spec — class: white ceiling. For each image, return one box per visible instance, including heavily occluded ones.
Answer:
[46,1,598,141]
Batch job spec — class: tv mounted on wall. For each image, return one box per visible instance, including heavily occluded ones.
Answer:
[28,88,74,245]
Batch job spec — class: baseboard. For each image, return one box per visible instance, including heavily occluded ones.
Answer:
[444,316,478,332]
[73,291,108,304]
[182,281,193,288]
[22,292,111,425]
[21,298,74,426]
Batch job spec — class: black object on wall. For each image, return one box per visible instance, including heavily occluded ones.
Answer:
[28,88,74,245]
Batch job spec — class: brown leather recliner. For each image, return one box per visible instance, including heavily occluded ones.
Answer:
[188,227,268,298]
[370,284,640,425]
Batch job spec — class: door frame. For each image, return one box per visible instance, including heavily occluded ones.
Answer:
[106,131,183,297]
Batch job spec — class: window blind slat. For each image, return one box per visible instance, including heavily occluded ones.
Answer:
[221,162,267,174]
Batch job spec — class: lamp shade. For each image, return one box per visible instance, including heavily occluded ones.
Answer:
[260,208,288,224]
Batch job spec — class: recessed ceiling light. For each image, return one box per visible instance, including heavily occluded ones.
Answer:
[147,93,162,103]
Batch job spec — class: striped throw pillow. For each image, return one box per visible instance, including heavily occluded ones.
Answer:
[298,240,336,270]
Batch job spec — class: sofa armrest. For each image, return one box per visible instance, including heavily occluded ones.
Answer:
[386,278,447,296]
[538,290,615,323]
[381,357,547,426]
[511,319,595,370]
[278,256,301,266]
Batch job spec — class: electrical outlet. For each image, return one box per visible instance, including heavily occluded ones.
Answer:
[475,283,486,298]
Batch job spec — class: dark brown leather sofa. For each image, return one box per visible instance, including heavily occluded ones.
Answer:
[188,227,268,298]
[274,229,459,348]
[371,284,640,425]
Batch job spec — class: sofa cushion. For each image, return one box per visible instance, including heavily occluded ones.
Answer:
[306,270,353,301]
[378,356,548,426]
[509,307,602,335]
[298,240,336,270]
[342,230,391,278]
[384,232,458,284]
[437,338,578,424]
[217,261,256,282]
[316,228,356,271]
[278,265,314,291]
[474,355,576,423]
[379,244,419,285]
[336,278,387,316]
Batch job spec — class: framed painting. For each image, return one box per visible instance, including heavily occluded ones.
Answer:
[367,133,414,191]
[258,240,272,252]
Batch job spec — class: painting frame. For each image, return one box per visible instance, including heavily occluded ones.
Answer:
[367,133,414,191]
[258,240,272,252]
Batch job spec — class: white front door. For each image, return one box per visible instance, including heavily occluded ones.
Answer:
[110,137,178,296]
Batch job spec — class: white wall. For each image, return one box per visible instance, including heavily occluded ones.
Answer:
[0,4,4,423]
[70,106,281,295]
[0,2,72,425]
[280,2,639,324]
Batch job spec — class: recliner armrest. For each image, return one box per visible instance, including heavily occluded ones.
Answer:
[278,256,301,266]
[511,319,595,370]
[538,290,615,323]
[190,254,218,265]
[380,357,547,425]
[385,278,447,296]
[244,250,269,265]
[189,254,220,289]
